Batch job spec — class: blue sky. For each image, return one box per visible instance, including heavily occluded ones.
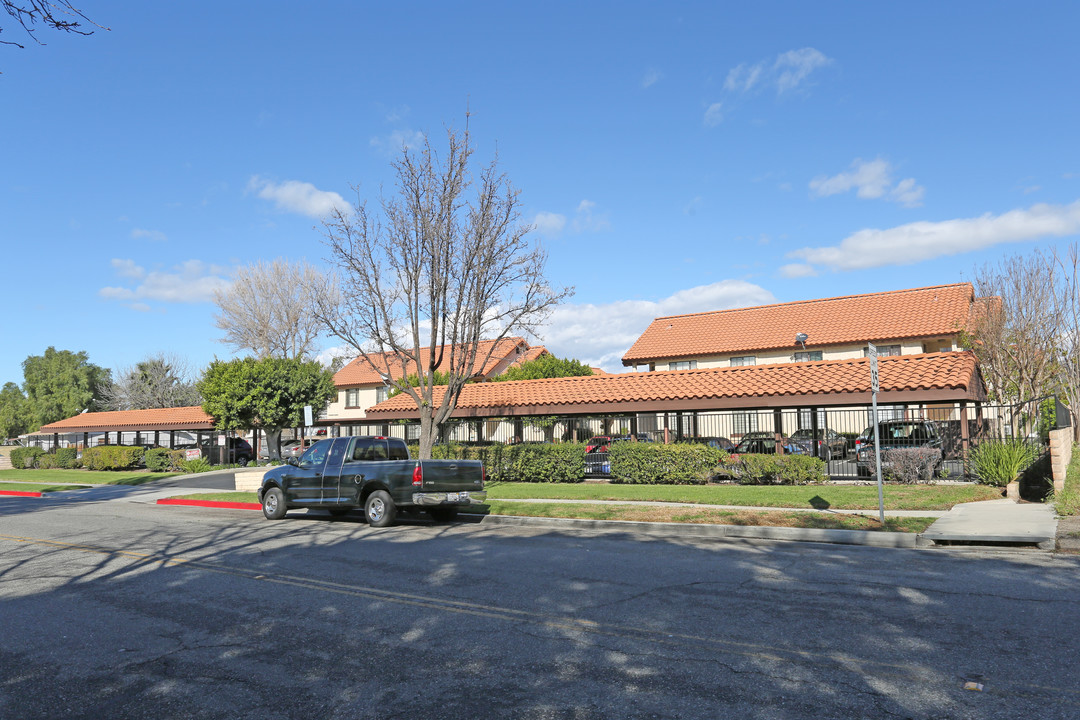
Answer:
[2,1,1079,386]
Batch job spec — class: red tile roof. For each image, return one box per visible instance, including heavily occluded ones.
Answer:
[622,283,975,366]
[38,406,215,433]
[365,351,984,418]
[334,337,535,387]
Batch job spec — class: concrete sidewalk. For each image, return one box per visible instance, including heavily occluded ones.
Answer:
[918,499,1058,549]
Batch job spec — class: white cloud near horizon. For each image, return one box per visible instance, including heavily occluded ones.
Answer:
[248,176,351,219]
[537,280,776,372]
[641,68,663,88]
[810,158,925,207]
[788,199,1080,271]
[370,128,426,154]
[131,228,168,243]
[100,259,232,308]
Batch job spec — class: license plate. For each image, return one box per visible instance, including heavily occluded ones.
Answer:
[446,492,460,502]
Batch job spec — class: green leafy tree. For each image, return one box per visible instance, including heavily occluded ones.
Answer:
[21,347,111,432]
[491,354,594,382]
[198,357,336,460]
[0,381,27,439]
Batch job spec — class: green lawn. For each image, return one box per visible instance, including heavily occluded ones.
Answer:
[485,482,1003,511]
[0,468,180,486]
[483,500,937,533]
[0,481,92,493]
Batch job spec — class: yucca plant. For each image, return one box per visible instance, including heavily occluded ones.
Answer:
[968,440,1041,487]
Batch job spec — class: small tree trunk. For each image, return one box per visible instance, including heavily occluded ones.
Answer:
[418,412,435,459]
[265,427,283,461]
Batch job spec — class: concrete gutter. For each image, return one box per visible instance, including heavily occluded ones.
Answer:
[471,514,919,548]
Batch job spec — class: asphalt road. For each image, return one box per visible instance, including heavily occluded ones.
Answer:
[1,492,1078,720]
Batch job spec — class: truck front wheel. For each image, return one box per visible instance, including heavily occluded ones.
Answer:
[365,490,397,528]
[262,487,287,520]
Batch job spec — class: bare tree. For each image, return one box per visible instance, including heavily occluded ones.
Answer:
[967,249,1062,415]
[2,2,107,50]
[213,259,328,360]
[314,118,572,458]
[1052,242,1080,439]
[102,352,202,411]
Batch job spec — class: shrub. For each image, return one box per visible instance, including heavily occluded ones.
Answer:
[609,442,726,485]
[723,454,827,485]
[10,446,45,469]
[413,442,586,483]
[144,447,174,472]
[54,447,79,469]
[882,447,943,484]
[80,445,144,471]
[968,440,1042,488]
[181,457,213,474]
[36,453,57,469]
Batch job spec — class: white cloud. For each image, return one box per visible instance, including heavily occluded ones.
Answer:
[787,199,1080,272]
[531,211,567,235]
[703,102,724,127]
[370,128,426,154]
[774,48,831,93]
[248,176,350,219]
[724,62,765,92]
[779,263,818,278]
[810,158,925,207]
[100,259,232,305]
[572,199,610,232]
[538,280,776,372]
[641,68,663,88]
[131,228,167,243]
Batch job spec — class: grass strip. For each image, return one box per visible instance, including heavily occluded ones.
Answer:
[482,501,936,533]
[485,482,1001,511]
[171,491,259,503]
[0,469,180,486]
[0,482,92,493]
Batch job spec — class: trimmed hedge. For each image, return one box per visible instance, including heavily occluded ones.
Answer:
[609,442,725,484]
[80,445,144,471]
[144,447,185,472]
[721,454,827,485]
[409,443,586,483]
[10,446,45,469]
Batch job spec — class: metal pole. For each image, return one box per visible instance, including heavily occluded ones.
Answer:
[873,391,884,524]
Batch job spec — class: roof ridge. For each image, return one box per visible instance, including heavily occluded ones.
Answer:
[645,283,974,323]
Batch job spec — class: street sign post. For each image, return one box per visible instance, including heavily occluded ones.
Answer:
[868,343,885,523]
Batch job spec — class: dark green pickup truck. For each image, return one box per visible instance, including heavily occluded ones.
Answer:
[257,436,486,527]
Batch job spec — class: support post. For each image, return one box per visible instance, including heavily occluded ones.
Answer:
[773,409,784,455]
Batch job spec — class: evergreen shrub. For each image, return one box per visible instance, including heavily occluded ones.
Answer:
[80,445,144,471]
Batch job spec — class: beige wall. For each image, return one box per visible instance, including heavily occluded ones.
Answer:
[1050,428,1074,493]
[653,336,958,371]
[322,385,381,422]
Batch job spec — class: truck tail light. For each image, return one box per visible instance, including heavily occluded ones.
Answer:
[412,464,423,487]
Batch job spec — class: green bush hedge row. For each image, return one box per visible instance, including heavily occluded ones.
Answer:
[609,442,727,484]
[722,454,827,485]
[80,445,145,471]
[408,443,586,483]
[10,446,46,469]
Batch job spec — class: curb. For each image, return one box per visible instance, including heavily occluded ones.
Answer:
[472,513,919,548]
[0,490,43,498]
[157,498,261,511]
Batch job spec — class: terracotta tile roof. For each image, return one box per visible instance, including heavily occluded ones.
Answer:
[509,345,549,368]
[334,337,533,387]
[622,283,975,366]
[365,351,983,417]
[38,406,215,433]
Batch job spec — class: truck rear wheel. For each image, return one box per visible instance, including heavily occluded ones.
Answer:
[365,490,396,528]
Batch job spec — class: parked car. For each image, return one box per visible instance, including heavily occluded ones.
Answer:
[257,436,486,526]
[789,428,847,461]
[700,436,736,452]
[730,435,809,456]
[856,419,943,477]
[175,437,253,465]
[259,438,315,460]
[585,436,613,453]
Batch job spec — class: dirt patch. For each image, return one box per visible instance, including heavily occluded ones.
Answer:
[1055,514,1080,554]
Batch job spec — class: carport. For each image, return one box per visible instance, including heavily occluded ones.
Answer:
[34,406,217,451]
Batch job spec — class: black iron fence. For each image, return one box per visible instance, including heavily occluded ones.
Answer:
[329,397,1070,481]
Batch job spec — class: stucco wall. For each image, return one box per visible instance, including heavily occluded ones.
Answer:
[658,336,957,371]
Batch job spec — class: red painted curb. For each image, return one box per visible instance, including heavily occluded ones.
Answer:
[0,490,43,497]
[157,498,261,510]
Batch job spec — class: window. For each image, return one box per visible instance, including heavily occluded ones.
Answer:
[794,351,823,362]
[729,356,756,367]
[798,408,826,430]
[345,388,360,407]
[668,360,698,371]
[376,386,389,403]
[864,345,900,357]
